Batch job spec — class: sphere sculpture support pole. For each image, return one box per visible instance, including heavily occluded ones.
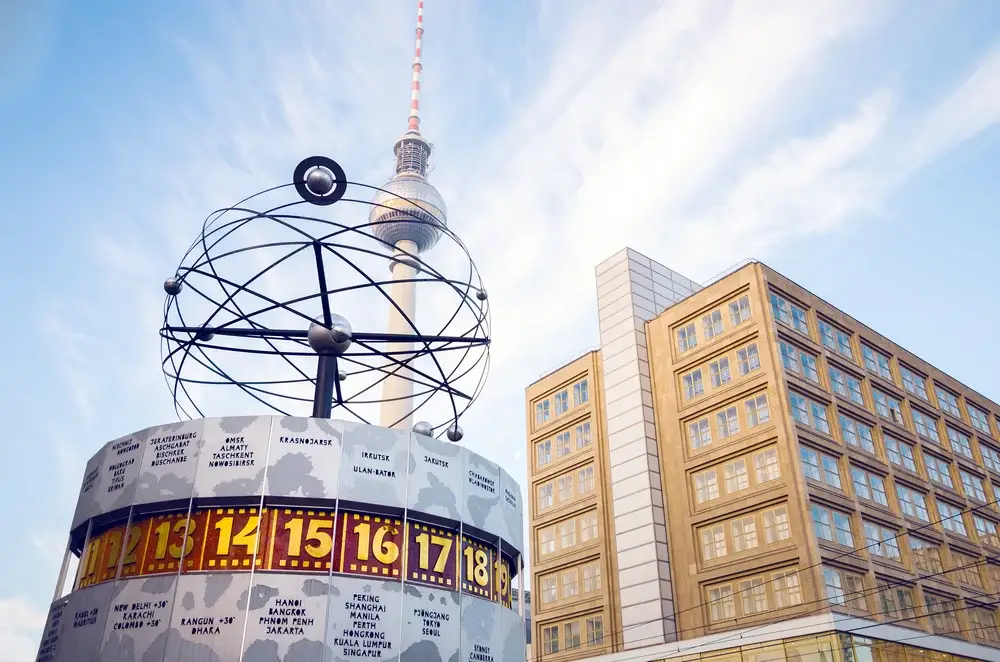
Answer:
[312,356,338,418]
[380,239,419,430]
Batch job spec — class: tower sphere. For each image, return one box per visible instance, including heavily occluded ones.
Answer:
[369,134,446,253]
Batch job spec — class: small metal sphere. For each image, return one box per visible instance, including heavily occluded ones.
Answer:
[305,167,335,196]
[446,424,464,442]
[196,329,215,342]
[413,421,433,437]
[307,314,353,354]
[164,277,183,296]
[338,371,347,382]
[476,288,488,301]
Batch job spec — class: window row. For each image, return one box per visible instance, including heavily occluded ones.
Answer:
[693,448,781,505]
[687,392,771,451]
[537,512,599,558]
[537,466,596,511]
[534,378,590,426]
[676,294,753,354]
[535,421,592,469]
[698,505,791,563]
[706,569,802,622]
[539,561,601,604]
[681,341,761,400]
[540,614,604,655]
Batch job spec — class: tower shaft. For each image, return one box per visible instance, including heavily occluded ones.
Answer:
[380,241,419,429]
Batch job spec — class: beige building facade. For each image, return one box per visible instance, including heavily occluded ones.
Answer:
[525,249,1000,662]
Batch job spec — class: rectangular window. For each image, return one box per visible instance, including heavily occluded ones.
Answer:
[936,386,962,418]
[573,379,589,406]
[790,393,829,433]
[819,321,854,359]
[577,466,595,495]
[677,323,697,353]
[772,571,802,608]
[731,516,758,552]
[561,569,579,599]
[883,436,916,472]
[709,357,732,388]
[538,483,554,510]
[729,295,751,327]
[811,401,831,434]
[982,444,1000,473]
[800,448,841,489]
[683,369,704,400]
[542,626,559,655]
[829,367,864,405]
[895,484,930,521]
[770,292,791,325]
[557,474,574,502]
[969,608,1000,644]
[717,406,740,438]
[703,310,724,340]
[900,365,928,400]
[960,469,987,502]
[708,585,735,622]
[556,431,572,458]
[789,393,810,425]
[812,505,834,542]
[541,575,557,603]
[833,512,854,546]
[559,520,576,549]
[955,553,984,587]
[910,538,944,573]
[695,470,719,504]
[579,513,597,542]
[585,616,604,646]
[779,341,800,374]
[763,507,790,544]
[539,528,555,556]
[937,500,967,535]
[823,567,867,611]
[724,459,749,493]
[801,352,819,383]
[863,521,901,561]
[851,467,889,507]
[689,418,711,450]
[911,409,940,442]
[740,578,768,615]
[969,403,992,436]
[791,305,809,335]
[753,449,780,483]
[536,439,551,467]
[737,342,761,376]
[535,400,550,426]
[862,345,892,381]
[925,454,954,489]
[839,415,876,454]
[745,394,770,428]
[973,515,1000,547]
[877,581,916,621]
[575,422,591,449]
[926,595,961,634]
[947,427,974,459]
[701,524,727,560]
[564,622,581,650]
[554,390,568,415]
[872,389,904,426]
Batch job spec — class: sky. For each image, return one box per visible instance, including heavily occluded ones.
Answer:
[1,0,1000,659]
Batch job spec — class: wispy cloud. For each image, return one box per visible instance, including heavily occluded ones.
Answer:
[0,597,48,662]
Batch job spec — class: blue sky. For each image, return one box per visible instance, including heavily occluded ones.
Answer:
[2,0,1000,658]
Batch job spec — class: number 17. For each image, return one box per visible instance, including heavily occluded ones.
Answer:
[415,533,452,573]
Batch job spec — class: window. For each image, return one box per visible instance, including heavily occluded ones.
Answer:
[553,390,569,416]
[960,469,987,502]
[839,415,876,454]
[969,608,1000,644]
[729,295,751,327]
[851,467,889,507]
[772,571,802,608]
[535,400,550,426]
[702,524,727,560]
[924,454,954,489]
[862,345,892,381]
[539,528,555,555]
[695,470,719,504]
[911,409,940,442]
[731,517,758,552]
[791,306,809,335]
[877,581,916,620]
[947,427,974,459]
[982,444,1000,473]
[937,500,967,536]
[564,622,581,650]
[703,310,723,340]
[779,341,799,374]
[717,406,740,438]
[801,353,819,383]
[910,538,943,573]
[763,507,790,543]
[900,365,928,400]
[790,393,809,425]
[745,394,770,428]
[575,422,591,449]
[895,484,930,521]
[561,569,579,598]
[740,578,768,615]
[974,515,1000,547]
[677,323,697,353]
[579,513,597,542]
[560,520,576,549]
[585,616,604,646]
[954,553,984,588]
[789,393,830,433]
[812,401,831,434]
[800,448,841,489]
[969,403,992,436]
[737,343,761,376]
[770,292,791,325]
[872,389,904,426]
[823,567,867,610]
[577,466,595,495]
[557,474,573,502]
[689,418,711,450]
[884,436,917,472]
[556,431,572,458]
[538,483,554,510]
[812,504,853,546]
[708,585,735,622]
[542,626,559,655]
[863,522,901,561]
[829,367,864,405]
[819,321,854,359]
[935,386,962,418]
[541,575,558,603]
[683,369,704,400]
[724,459,749,493]
[709,357,732,388]
[536,439,552,467]
[573,379,589,406]
[925,595,961,633]
[753,449,780,483]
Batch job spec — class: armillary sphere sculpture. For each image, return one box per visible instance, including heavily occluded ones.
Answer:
[160,156,490,440]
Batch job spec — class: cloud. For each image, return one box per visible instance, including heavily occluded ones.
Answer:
[0,596,47,662]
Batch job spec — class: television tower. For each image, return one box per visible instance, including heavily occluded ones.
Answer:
[370,0,447,430]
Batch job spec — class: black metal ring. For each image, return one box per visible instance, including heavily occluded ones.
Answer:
[293,156,347,206]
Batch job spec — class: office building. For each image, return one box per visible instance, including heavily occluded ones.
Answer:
[525,249,1000,662]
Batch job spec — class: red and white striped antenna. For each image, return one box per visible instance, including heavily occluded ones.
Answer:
[407,0,424,133]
